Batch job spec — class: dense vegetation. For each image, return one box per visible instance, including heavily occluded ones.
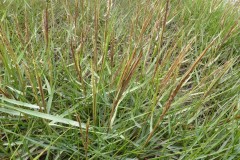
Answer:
[0,0,239,159]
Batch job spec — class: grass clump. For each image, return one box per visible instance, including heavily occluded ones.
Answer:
[0,0,239,159]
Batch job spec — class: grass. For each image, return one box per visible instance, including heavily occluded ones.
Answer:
[0,0,239,159]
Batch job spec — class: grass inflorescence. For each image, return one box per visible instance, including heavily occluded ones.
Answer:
[0,0,240,159]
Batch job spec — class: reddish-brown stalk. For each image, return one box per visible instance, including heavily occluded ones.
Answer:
[144,36,218,146]
[153,0,170,79]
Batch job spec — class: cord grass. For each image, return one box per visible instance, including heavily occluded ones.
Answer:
[0,0,239,159]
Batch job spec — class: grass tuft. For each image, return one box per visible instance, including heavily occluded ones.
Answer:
[0,0,239,159]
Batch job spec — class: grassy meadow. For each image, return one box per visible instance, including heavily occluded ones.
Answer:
[0,0,240,159]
